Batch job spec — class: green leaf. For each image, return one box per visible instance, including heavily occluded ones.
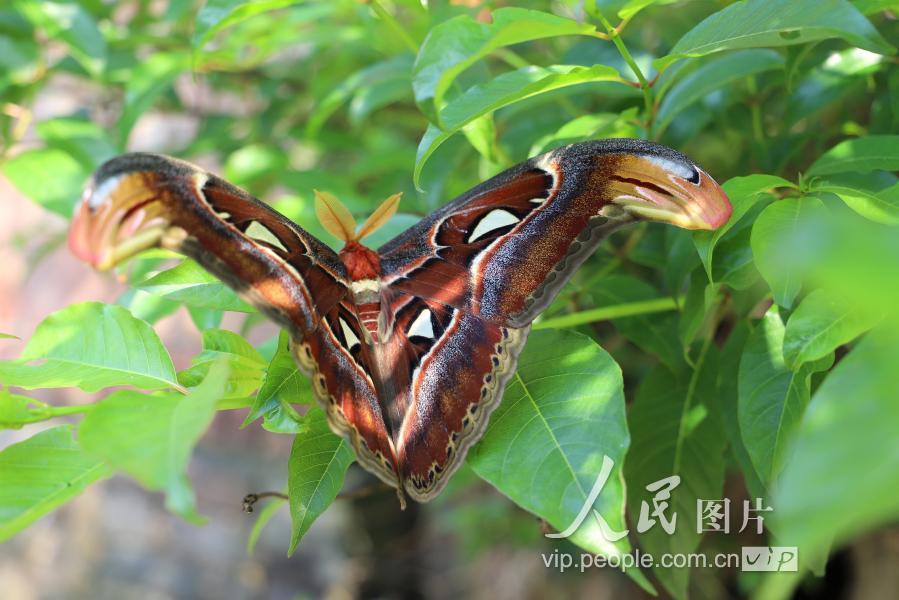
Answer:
[528,110,639,156]
[138,260,255,313]
[714,322,766,499]
[2,147,87,216]
[591,275,684,370]
[178,329,266,398]
[815,183,899,224]
[412,8,596,123]
[246,494,287,556]
[751,197,828,308]
[16,0,107,76]
[414,64,621,186]
[0,302,181,392]
[193,0,302,50]
[0,333,18,340]
[288,408,354,554]
[626,357,726,600]
[656,0,895,70]
[693,174,795,280]
[772,328,899,553]
[0,389,47,429]
[783,289,879,369]
[118,52,189,146]
[738,307,833,491]
[468,330,636,564]
[307,54,413,138]
[611,0,680,20]
[0,426,109,542]
[78,362,229,522]
[243,331,311,434]
[657,50,785,133]
[853,0,899,14]
[36,117,117,170]
[807,135,899,176]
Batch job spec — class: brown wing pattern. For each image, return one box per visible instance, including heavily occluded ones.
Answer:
[69,153,400,490]
[377,139,731,500]
[71,140,731,505]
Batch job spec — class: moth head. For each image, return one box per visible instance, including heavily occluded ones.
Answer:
[601,150,732,231]
[68,168,177,271]
[315,189,401,280]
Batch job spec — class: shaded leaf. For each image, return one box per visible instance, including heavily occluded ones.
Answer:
[415,64,621,186]
[657,50,785,132]
[413,8,596,122]
[626,357,726,600]
[738,307,833,491]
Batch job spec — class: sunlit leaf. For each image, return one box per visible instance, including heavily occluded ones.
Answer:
[468,330,638,570]
[0,426,109,542]
[287,408,354,554]
[243,331,311,434]
[2,148,86,216]
[808,135,899,176]
[783,289,879,369]
[656,0,895,70]
[78,362,229,522]
[138,260,255,313]
[0,302,180,392]
[693,174,795,280]
[750,197,828,308]
[772,327,899,554]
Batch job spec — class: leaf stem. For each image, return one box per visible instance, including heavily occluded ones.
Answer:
[534,297,678,330]
[592,8,654,136]
[369,0,419,54]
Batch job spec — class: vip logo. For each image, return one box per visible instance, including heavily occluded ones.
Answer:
[741,546,799,572]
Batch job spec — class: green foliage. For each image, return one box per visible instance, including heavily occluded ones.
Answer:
[1,0,897,597]
[468,329,635,570]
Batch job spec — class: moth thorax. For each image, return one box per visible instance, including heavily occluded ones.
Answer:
[339,241,380,280]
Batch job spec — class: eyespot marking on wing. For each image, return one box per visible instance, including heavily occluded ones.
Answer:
[407,308,435,340]
[339,317,361,351]
[246,221,289,252]
[467,209,520,243]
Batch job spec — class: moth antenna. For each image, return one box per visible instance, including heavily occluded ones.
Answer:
[356,192,401,242]
[314,189,357,242]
